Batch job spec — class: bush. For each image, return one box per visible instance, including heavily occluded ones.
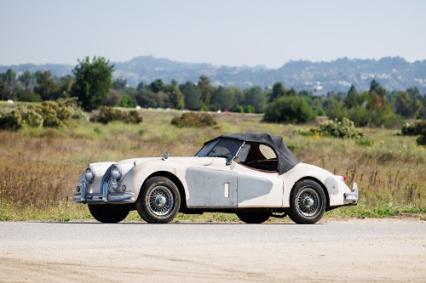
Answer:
[126,110,143,124]
[171,112,217,128]
[319,118,363,139]
[401,121,426,136]
[416,134,426,146]
[0,100,84,130]
[0,110,23,131]
[21,109,43,128]
[295,118,368,144]
[38,101,63,127]
[263,96,316,123]
[90,107,143,124]
[349,106,401,128]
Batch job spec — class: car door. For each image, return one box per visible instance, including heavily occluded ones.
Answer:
[185,138,243,208]
[234,143,284,207]
[185,165,238,208]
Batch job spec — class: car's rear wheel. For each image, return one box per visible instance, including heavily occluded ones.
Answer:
[136,176,181,224]
[288,179,326,224]
[236,210,271,224]
[88,204,129,223]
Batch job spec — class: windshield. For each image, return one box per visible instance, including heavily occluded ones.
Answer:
[196,138,243,162]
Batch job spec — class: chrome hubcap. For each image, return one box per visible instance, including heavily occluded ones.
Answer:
[147,185,174,216]
[296,187,321,217]
[154,195,167,207]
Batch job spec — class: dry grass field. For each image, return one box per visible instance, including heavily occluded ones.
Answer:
[0,105,425,221]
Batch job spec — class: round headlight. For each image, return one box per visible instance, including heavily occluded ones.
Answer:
[111,165,122,180]
[84,168,94,183]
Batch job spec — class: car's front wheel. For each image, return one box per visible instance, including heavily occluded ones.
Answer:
[236,210,271,224]
[288,179,326,224]
[88,204,130,223]
[136,176,181,224]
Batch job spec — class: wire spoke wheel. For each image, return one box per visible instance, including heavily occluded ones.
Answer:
[288,179,326,224]
[147,185,175,216]
[296,187,321,217]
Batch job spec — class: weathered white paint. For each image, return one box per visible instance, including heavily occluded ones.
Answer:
[82,157,353,208]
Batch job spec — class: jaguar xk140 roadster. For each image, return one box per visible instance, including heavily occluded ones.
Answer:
[74,133,358,224]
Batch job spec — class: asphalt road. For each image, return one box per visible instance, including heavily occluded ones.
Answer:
[0,219,425,283]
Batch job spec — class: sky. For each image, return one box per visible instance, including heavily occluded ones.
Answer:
[0,0,425,67]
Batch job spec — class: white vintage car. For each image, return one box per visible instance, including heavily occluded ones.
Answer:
[74,133,358,224]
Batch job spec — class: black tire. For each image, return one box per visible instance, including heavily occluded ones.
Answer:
[288,179,326,224]
[136,176,181,224]
[236,210,271,224]
[88,204,129,223]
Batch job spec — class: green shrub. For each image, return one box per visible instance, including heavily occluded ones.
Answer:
[171,112,217,128]
[349,106,401,128]
[319,118,363,139]
[2,100,84,130]
[295,118,370,145]
[43,114,62,127]
[263,96,316,123]
[90,107,143,124]
[0,110,23,131]
[21,109,43,128]
[417,134,426,146]
[401,121,426,136]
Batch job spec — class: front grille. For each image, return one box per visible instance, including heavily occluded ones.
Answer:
[100,167,112,200]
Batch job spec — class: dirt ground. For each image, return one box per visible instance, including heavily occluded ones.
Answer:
[0,219,425,282]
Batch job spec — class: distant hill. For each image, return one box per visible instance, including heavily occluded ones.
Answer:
[1,56,425,94]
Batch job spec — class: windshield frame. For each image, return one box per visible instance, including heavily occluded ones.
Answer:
[195,138,244,163]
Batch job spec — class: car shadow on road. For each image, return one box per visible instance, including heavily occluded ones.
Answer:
[32,221,297,225]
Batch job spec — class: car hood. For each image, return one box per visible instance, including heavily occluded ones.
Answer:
[116,156,216,167]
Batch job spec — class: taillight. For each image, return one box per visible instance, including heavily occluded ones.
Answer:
[337,175,348,183]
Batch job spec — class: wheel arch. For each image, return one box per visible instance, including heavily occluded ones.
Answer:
[291,176,330,209]
[143,171,188,210]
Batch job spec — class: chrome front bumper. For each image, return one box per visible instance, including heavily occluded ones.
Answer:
[73,180,136,204]
[74,191,136,204]
[344,183,359,204]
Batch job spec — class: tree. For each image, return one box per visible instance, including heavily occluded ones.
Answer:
[269,82,285,102]
[394,91,414,117]
[166,81,185,109]
[0,69,17,100]
[149,79,164,93]
[198,75,214,107]
[244,87,266,113]
[57,75,74,98]
[264,96,316,123]
[324,99,348,120]
[135,88,158,108]
[210,86,236,111]
[34,71,58,100]
[180,82,202,110]
[344,85,361,108]
[119,94,137,108]
[112,78,127,90]
[369,79,386,97]
[18,71,35,90]
[71,57,114,111]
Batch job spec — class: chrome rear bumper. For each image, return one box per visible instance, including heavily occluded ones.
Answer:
[344,183,359,204]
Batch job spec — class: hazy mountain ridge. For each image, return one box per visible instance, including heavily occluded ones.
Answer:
[1,56,425,94]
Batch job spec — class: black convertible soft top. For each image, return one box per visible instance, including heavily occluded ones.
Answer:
[206,133,299,174]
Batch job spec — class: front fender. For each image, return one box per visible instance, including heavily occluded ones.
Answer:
[120,159,189,202]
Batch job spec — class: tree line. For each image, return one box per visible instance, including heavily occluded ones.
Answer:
[1,57,425,127]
